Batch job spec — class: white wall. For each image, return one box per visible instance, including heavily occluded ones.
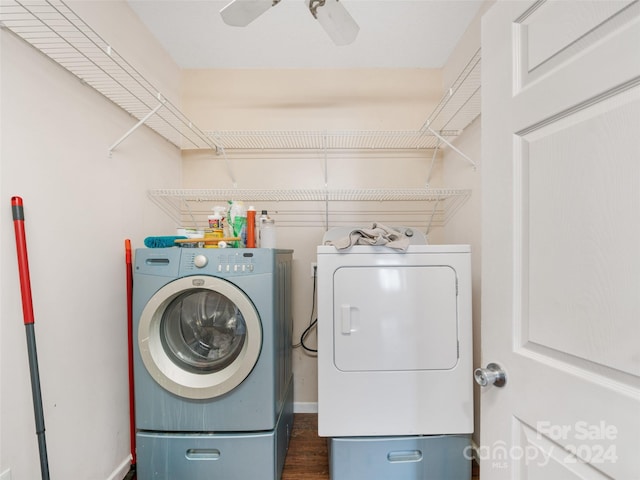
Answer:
[441,116,482,444]
[0,2,181,478]
[440,0,495,446]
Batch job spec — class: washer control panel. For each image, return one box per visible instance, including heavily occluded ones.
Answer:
[182,250,259,275]
[216,262,255,273]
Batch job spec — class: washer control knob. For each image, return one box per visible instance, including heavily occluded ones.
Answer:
[193,254,208,268]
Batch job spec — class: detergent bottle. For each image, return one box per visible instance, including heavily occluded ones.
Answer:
[246,206,256,248]
[259,210,276,248]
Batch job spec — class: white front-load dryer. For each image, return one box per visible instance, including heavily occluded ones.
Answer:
[317,244,473,437]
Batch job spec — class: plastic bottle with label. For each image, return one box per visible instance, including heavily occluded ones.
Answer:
[260,218,276,248]
[246,206,256,248]
[228,201,247,248]
[208,205,226,234]
[259,210,276,248]
[208,211,222,229]
[257,210,268,247]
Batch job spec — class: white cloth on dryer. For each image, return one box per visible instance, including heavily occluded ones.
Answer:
[324,223,411,251]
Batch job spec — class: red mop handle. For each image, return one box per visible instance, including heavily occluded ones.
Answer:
[11,196,50,480]
[125,239,136,466]
[11,196,35,325]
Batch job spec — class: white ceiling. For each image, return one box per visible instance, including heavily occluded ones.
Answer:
[127,0,484,69]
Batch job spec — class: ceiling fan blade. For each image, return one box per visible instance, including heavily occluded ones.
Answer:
[306,0,359,46]
[220,0,278,27]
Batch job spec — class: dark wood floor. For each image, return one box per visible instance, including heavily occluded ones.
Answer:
[282,414,330,479]
[282,414,479,479]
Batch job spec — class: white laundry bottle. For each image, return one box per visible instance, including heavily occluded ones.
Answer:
[259,210,276,248]
[257,210,268,247]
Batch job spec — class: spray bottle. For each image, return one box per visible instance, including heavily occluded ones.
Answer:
[228,201,247,247]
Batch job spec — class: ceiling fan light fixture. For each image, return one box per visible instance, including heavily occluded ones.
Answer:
[306,0,359,46]
[220,0,281,27]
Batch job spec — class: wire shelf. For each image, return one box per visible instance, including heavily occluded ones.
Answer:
[207,129,461,151]
[207,50,481,151]
[0,0,219,151]
[148,188,471,229]
[422,48,481,133]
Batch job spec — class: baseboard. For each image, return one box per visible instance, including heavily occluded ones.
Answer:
[105,455,132,480]
[294,402,318,413]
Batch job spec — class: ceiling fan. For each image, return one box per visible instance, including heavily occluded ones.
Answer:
[220,0,360,46]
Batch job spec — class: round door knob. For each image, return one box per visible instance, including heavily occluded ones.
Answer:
[474,363,506,387]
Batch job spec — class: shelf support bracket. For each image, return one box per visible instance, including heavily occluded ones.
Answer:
[109,99,166,156]
[426,126,476,170]
[323,132,329,230]
[218,146,238,188]
[425,197,440,236]
[425,141,440,188]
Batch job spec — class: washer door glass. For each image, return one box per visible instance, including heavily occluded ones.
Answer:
[138,275,262,400]
[161,289,246,374]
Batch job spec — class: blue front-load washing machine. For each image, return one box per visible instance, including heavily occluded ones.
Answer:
[133,247,294,480]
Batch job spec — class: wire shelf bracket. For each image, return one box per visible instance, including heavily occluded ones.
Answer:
[108,98,165,156]
[426,125,476,169]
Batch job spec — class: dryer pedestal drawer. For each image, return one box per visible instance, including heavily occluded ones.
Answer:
[329,434,471,480]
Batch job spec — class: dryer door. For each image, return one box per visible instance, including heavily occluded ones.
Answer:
[138,275,262,400]
[333,265,459,372]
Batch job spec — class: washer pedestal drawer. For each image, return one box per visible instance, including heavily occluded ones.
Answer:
[329,434,471,480]
[136,378,293,480]
[138,431,278,480]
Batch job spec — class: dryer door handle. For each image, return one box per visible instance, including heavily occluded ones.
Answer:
[341,305,352,334]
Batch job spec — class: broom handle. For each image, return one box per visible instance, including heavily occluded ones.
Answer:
[12,196,50,480]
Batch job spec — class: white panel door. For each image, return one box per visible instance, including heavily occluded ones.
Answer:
[481,1,640,479]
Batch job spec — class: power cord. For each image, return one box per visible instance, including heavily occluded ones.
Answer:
[293,264,318,353]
